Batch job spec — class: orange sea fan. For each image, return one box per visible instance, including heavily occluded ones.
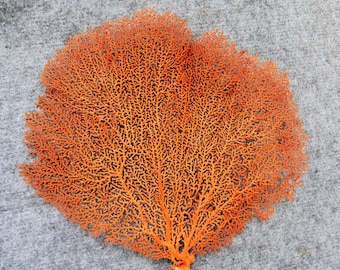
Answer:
[19,8,308,270]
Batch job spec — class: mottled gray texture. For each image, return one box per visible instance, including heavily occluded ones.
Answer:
[1,0,339,269]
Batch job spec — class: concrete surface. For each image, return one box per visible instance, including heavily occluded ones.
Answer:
[1,0,339,269]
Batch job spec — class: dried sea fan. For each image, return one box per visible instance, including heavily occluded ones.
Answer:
[19,9,308,270]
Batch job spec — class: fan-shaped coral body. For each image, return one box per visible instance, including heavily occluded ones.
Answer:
[19,9,308,270]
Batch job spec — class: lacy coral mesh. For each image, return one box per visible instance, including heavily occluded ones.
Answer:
[19,9,308,270]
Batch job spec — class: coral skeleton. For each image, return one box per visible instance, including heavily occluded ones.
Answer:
[19,9,308,270]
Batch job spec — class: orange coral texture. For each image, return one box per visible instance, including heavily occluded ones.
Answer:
[19,9,308,270]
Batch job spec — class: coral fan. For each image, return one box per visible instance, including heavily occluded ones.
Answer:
[19,9,308,270]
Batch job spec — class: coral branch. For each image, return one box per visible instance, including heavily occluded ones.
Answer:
[19,8,308,269]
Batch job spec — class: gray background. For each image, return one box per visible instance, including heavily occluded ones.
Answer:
[1,0,339,269]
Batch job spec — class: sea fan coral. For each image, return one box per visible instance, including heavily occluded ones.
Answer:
[19,9,308,270]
